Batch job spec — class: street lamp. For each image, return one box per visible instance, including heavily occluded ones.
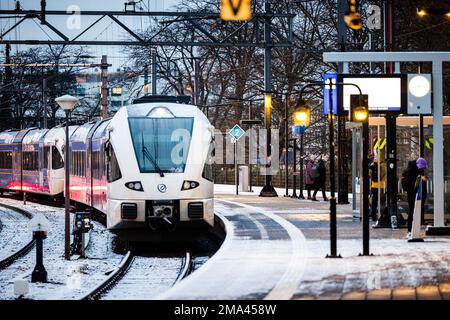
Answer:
[350,94,370,256]
[55,94,78,260]
[416,7,450,18]
[293,100,311,200]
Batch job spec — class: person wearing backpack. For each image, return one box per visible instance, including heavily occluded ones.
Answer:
[369,154,386,221]
[304,158,315,199]
[312,159,328,201]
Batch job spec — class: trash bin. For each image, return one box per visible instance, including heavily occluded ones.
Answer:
[239,166,249,192]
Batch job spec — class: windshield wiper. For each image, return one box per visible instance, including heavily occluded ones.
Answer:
[142,146,165,177]
[141,134,165,177]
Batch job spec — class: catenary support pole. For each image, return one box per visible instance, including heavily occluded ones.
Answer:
[152,49,157,95]
[42,78,47,129]
[260,1,277,197]
[337,0,349,204]
[100,55,108,119]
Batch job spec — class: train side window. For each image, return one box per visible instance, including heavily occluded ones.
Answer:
[23,151,38,171]
[52,147,64,170]
[106,144,122,183]
[81,152,86,176]
[92,151,101,180]
[43,146,50,169]
[202,142,215,182]
[0,151,10,169]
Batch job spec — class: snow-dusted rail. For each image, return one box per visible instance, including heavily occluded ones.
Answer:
[0,203,35,271]
[81,251,192,300]
[80,250,133,300]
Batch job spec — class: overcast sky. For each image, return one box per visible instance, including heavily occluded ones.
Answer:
[0,0,181,70]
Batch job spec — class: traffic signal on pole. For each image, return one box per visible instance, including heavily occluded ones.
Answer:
[221,0,252,21]
[345,0,363,30]
[350,94,369,123]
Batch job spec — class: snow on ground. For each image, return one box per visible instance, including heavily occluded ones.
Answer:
[0,206,31,261]
[101,256,183,300]
[212,189,450,299]
[0,198,123,300]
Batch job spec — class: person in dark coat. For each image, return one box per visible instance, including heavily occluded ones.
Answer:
[312,159,328,201]
[402,158,428,234]
[304,159,315,199]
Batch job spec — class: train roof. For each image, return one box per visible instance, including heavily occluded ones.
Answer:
[0,131,19,144]
[22,128,49,144]
[125,102,201,118]
[71,122,96,143]
[92,119,111,140]
[43,126,77,144]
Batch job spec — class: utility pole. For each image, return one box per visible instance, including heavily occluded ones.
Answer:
[337,0,349,204]
[42,78,47,129]
[101,55,108,119]
[152,49,157,95]
[3,44,13,130]
[144,64,149,95]
[260,0,277,197]
[193,58,200,105]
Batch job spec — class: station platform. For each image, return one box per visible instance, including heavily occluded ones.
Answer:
[161,185,450,300]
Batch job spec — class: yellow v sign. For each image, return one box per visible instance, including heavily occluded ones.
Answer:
[221,0,252,21]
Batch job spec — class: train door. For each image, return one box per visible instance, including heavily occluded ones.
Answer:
[42,145,51,193]
[86,139,92,207]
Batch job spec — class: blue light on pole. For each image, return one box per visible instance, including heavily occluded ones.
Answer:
[323,74,338,115]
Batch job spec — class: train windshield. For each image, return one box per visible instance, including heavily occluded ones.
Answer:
[128,117,194,174]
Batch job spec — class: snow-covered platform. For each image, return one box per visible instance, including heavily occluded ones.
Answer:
[162,184,450,300]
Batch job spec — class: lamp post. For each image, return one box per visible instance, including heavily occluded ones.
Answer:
[350,95,370,256]
[293,104,311,200]
[55,94,78,260]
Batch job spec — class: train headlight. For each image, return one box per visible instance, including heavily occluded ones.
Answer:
[125,181,144,192]
[181,180,199,191]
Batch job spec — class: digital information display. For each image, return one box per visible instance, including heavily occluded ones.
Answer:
[337,74,407,115]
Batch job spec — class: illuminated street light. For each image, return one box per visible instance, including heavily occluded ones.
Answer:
[417,8,427,17]
[417,7,450,18]
[293,104,311,127]
[264,94,272,112]
[353,106,369,122]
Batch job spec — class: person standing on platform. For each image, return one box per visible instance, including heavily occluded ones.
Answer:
[312,158,328,201]
[369,154,386,222]
[305,158,315,199]
[403,158,428,235]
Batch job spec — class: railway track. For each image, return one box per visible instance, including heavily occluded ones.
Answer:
[81,251,192,300]
[0,203,35,271]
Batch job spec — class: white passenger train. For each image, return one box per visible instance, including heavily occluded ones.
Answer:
[0,98,215,233]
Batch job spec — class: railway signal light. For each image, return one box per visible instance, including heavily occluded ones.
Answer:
[220,0,252,21]
[345,0,363,30]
